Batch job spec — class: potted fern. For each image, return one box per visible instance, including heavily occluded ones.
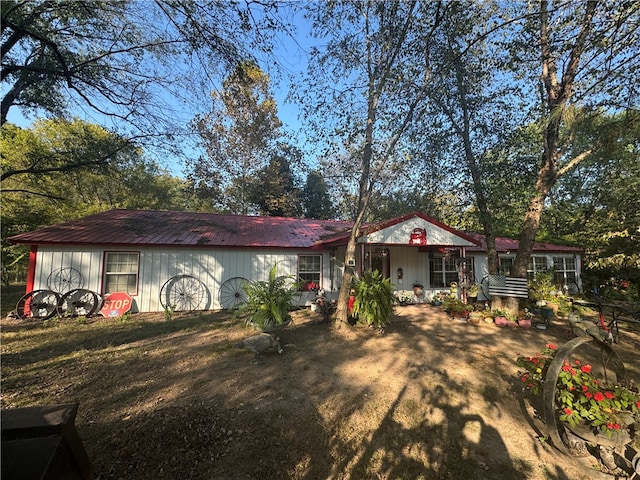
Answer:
[240,263,301,332]
[352,270,395,329]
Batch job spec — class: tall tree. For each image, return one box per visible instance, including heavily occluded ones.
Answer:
[509,0,640,295]
[189,61,283,214]
[249,148,302,217]
[299,1,446,325]
[302,170,335,219]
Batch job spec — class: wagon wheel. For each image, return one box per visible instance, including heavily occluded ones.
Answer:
[57,288,99,317]
[542,335,627,458]
[219,277,248,310]
[480,275,490,301]
[15,290,60,321]
[47,268,84,294]
[160,275,208,312]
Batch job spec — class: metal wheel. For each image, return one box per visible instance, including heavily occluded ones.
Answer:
[543,335,627,456]
[57,288,99,317]
[47,268,84,294]
[219,277,248,310]
[15,290,60,321]
[159,275,208,312]
[480,275,490,300]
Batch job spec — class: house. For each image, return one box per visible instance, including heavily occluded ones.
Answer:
[8,209,583,312]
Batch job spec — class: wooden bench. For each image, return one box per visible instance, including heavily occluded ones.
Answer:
[487,275,529,298]
[1,403,93,480]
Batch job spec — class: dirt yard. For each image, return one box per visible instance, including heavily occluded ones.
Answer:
[2,305,639,480]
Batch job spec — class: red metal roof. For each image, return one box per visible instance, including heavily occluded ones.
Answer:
[8,209,354,249]
[466,233,583,254]
[8,209,582,254]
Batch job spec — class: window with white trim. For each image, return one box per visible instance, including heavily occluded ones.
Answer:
[499,257,514,276]
[553,256,578,292]
[429,255,459,288]
[527,256,548,280]
[104,252,139,294]
[298,255,321,291]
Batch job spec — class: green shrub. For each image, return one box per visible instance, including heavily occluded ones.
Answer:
[240,263,300,331]
[352,270,395,329]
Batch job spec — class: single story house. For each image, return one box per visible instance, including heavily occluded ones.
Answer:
[8,209,583,313]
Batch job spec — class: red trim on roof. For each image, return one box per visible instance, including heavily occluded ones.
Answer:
[315,211,480,247]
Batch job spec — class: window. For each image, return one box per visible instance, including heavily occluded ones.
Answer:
[499,257,514,276]
[527,257,548,280]
[553,256,578,292]
[104,252,139,294]
[429,256,459,288]
[298,255,321,290]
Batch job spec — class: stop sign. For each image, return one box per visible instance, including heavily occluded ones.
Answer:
[100,292,133,317]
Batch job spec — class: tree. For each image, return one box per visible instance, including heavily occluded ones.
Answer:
[249,149,302,217]
[1,0,286,160]
[299,1,446,325]
[509,0,640,292]
[302,171,335,219]
[541,111,640,288]
[189,61,284,214]
[1,118,196,283]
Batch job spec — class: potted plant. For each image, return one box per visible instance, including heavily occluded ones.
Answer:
[393,290,415,306]
[352,270,395,329]
[517,344,640,448]
[468,305,484,325]
[443,297,470,320]
[240,263,300,332]
[412,282,424,298]
[517,308,533,329]
[492,308,516,327]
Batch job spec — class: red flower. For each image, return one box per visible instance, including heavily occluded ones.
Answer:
[594,392,605,402]
[564,408,572,415]
[604,391,615,399]
[521,375,528,383]
[585,392,593,399]
[580,365,592,374]
[607,423,621,430]
[582,385,589,393]
[635,401,640,409]
[547,343,557,350]
[574,359,581,365]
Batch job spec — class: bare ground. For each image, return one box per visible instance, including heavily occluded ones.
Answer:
[2,305,639,480]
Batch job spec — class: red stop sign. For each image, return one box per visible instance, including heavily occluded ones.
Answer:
[100,292,133,317]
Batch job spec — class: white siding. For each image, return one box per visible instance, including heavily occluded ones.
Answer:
[361,217,475,246]
[32,246,332,312]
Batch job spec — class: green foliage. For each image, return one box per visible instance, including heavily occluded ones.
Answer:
[303,170,336,219]
[189,61,285,214]
[528,271,558,302]
[518,344,640,436]
[239,263,300,331]
[352,270,395,329]
[248,148,302,217]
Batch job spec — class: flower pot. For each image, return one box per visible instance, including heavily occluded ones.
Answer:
[517,318,532,329]
[468,312,483,325]
[494,316,509,327]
